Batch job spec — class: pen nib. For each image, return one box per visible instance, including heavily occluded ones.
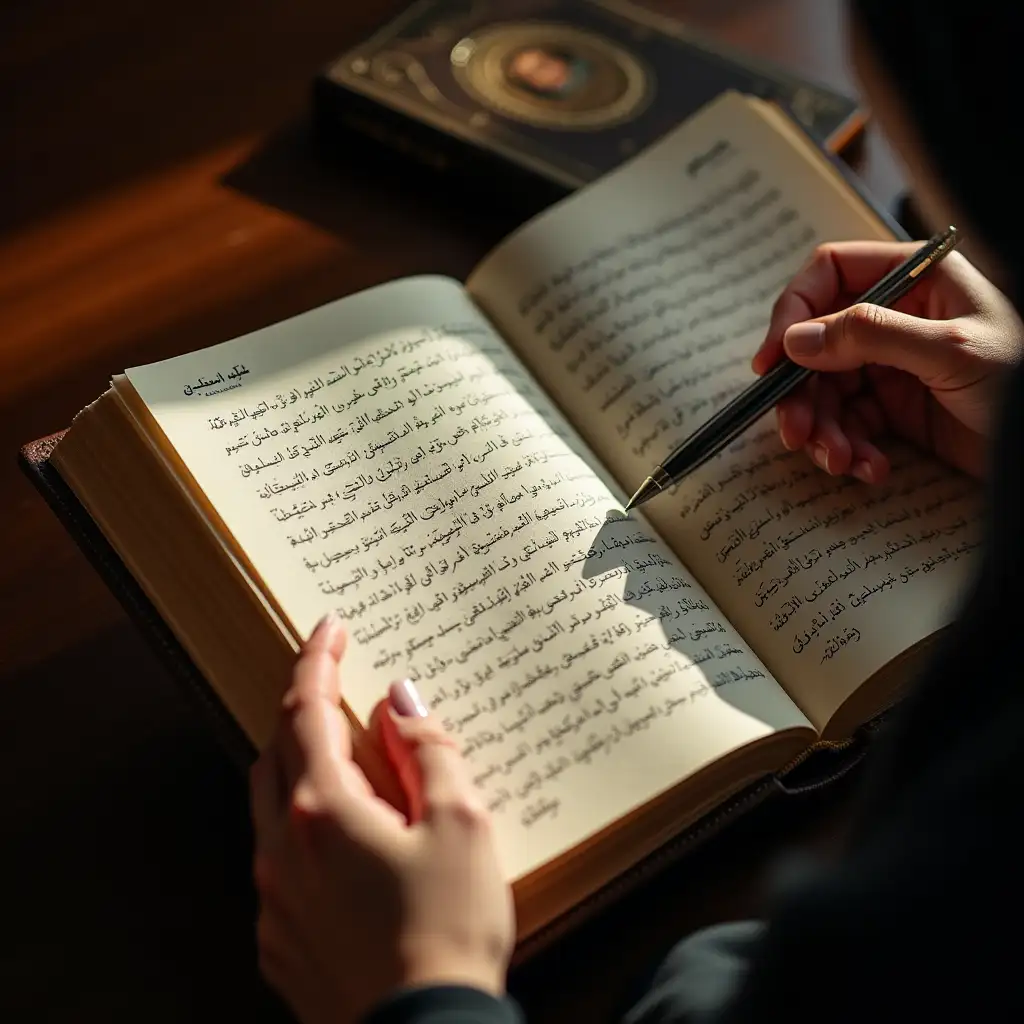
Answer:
[624,475,662,512]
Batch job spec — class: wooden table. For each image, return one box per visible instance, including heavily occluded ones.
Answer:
[0,2,902,1020]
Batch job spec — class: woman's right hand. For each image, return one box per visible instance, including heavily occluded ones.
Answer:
[752,240,1023,482]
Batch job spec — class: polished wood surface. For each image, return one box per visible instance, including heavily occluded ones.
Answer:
[0,2,901,1020]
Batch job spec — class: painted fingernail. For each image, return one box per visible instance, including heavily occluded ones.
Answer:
[851,460,874,484]
[812,443,830,473]
[784,322,826,357]
[390,679,429,718]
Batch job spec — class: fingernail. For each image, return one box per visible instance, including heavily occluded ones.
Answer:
[784,322,826,357]
[311,612,340,639]
[812,443,830,473]
[390,679,429,718]
[851,460,874,484]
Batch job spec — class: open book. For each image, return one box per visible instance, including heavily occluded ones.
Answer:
[42,93,980,942]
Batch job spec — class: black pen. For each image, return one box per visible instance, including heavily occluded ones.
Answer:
[623,226,960,512]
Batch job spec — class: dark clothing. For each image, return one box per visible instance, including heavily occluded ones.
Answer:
[363,987,523,1024]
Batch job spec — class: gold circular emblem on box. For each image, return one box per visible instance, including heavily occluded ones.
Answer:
[450,21,653,130]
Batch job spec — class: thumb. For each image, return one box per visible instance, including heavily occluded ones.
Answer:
[783,304,961,384]
[381,680,477,827]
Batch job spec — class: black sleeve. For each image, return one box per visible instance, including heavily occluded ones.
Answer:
[622,732,1024,1023]
[621,920,765,1024]
[361,986,523,1024]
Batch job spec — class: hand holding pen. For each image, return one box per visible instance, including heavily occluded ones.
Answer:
[626,229,1021,510]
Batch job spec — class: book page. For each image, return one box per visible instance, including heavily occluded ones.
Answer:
[466,93,982,732]
[125,275,810,880]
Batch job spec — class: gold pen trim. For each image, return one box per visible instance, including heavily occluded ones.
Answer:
[909,226,958,278]
[908,257,933,278]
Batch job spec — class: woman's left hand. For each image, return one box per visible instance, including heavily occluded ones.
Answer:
[250,614,515,1024]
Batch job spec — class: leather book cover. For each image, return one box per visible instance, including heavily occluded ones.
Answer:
[19,433,257,772]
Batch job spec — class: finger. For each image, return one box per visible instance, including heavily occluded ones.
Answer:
[278,614,349,790]
[752,327,788,376]
[776,381,815,451]
[782,304,974,387]
[843,408,890,485]
[279,619,407,851]
[753,241,921,373]
[807,378,852,476]
[352,709,412,818]
[802,380,851,475]
[375,695,423,823]
[386,680,484,831]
